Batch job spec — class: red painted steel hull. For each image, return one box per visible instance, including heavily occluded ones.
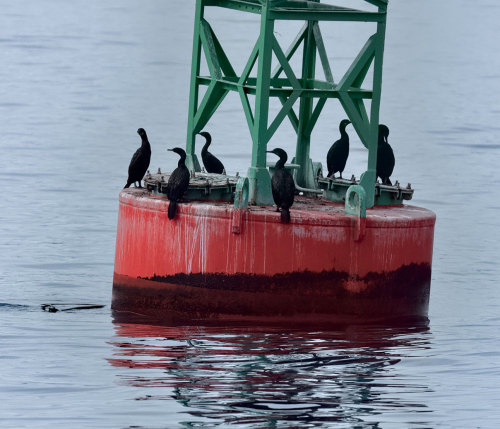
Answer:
[112,189,435,324]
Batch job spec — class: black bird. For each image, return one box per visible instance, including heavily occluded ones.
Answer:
[327,119,351,179]
[267,148,295,224]
[376,124,395,185]
[124,128,151,188]
[198,131,225,174]
[166,147,190,220]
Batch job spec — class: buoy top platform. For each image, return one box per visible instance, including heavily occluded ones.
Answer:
[112,0,436,325]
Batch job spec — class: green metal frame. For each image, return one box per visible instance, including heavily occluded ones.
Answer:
[186,0,388,207]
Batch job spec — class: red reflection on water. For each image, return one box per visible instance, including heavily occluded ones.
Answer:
[107,314,432,426]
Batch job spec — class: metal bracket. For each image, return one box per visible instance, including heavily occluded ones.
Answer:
[232,176,249,234]
[345,185,366,217]
[234,176,249,209]
[345,185,367,242]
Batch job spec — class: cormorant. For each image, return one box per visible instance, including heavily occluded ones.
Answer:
[327,119,351,179]
[166,147,190,220]
[124,128,151,188]
[198,131,225,174]
[267,148,295,224]
[376,124,395,185]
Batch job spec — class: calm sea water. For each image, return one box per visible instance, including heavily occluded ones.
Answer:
[1,1,500,427]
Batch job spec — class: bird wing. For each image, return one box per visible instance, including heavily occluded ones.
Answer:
[271,170,295,209]
[327,138,349,174]
[376,143,395,178]
[128,148,143,174]
[282,173,295,208]
[203,152,225,174]
[167,167,190,200]
[271,173,283,206]
[211,156,225,174]
[327,139,341,174]
[387,145,395,176]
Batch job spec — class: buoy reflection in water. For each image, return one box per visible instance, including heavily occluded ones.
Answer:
[108,321,432,426]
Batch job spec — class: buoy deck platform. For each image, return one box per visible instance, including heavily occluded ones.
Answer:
[112,187,435,324]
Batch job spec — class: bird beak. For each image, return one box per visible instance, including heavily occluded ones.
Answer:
[167,148,174,152]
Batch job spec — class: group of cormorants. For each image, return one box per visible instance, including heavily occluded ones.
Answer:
[326,120,395,185]
[268,121,395,223]
[124,130,224,220]
[124,123,395,223]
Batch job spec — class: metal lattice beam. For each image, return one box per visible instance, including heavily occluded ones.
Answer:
[186,0,388,207]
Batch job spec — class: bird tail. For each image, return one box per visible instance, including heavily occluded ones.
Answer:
[280,208,290,224]
[168,201,177,220]
[124,182,131,189]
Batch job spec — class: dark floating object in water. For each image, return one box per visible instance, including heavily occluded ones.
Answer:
[376,124,395,186]
[41,304,105,312]
[166,147,190,220]
[267,147,295,224]
[124,128,151,189]
[198,131,225,174]
[327,119,351,179]
[41,304,59,312]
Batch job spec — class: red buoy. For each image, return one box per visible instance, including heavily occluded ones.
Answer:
[112,189,435,324]
[111,1,437,325]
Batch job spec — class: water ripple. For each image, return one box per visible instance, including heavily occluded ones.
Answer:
[108,322,433,427]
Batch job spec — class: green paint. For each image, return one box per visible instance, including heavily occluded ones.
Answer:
[345,185,367,218]
[234,177,250,209]
[185,0,389,210]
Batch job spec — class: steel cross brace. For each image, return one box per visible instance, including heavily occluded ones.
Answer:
[186,0,388,207]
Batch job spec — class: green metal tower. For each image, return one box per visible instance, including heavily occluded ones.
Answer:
[185,0,388,209]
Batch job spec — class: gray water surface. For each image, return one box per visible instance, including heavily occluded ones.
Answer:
[1,1,500,427]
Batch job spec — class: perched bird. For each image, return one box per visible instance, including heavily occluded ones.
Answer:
[198,131,225,174]
[267,148,295,224]
[327,119,351,179]
[376,124,395,185]
[124,128,151,188]
[166,147,190,220]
